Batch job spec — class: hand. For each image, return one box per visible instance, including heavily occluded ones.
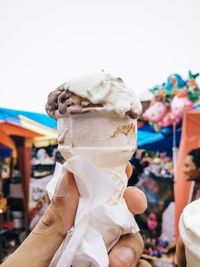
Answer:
[1,169,80,267]
[2,163,150,267]
[108,163,150,267]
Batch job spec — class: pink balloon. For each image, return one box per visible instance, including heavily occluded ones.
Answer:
[143,101,168,123]
[159,111,173,127]
[171,95,193,121]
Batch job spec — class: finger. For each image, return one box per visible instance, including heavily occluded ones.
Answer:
[53,170,78,198]
[126,162,133,179]
[109,233,144,267]
[53,171,70,198]
[124,187,147,215]
[50,169,80,233]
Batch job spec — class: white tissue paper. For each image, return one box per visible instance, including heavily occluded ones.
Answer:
[47,156,139,267]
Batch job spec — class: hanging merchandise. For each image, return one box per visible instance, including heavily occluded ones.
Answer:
[143,71,200,132]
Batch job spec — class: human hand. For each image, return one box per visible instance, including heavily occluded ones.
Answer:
[1,168,79,267]
[2,163,149,267]
[109,163,150,267]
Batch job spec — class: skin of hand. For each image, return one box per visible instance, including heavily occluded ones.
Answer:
[1,163,149,267]
[124,163,147,215]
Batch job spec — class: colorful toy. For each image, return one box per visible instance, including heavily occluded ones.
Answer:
[144,237,171,258]
[187,71,199,90]
[143,101,168,124]
[171,95,193,124]
[165,74,186,91]
[144,238,170,258]
[143,71,200,131]
[187,71,200,102]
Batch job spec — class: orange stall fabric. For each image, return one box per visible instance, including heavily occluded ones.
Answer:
[0,121,42,138]
[175,109,200,237]
[0,120,44,211]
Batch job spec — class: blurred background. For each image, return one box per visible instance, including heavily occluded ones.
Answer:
[1,1,200,266]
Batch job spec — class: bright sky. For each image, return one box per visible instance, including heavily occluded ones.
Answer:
[0,0,200,113]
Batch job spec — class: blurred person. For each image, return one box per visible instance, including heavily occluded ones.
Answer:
[183,147,200,201]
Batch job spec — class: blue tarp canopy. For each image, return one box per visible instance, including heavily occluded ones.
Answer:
[0,107,57,157]
[138,124,182,156]
[138,106,200,155]
[0,107,56,129]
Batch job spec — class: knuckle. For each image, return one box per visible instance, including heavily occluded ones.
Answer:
[38,207,57,230]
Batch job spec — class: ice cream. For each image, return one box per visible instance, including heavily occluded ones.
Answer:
[46,71,141,204]
[46,71,141,119]
[46,71,142,267]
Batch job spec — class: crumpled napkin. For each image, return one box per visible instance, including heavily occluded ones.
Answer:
[47,155,138,267]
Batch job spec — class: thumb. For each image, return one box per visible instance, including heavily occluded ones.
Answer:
[53,169,78,198]
[41,169,79,236]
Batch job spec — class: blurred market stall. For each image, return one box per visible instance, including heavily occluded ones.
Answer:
[0,107,58,261]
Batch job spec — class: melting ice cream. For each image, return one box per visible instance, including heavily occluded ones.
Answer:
[45,71,142,119]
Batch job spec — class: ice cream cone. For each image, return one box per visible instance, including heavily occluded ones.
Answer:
[46,71,142,267]
[56,110,137,205]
